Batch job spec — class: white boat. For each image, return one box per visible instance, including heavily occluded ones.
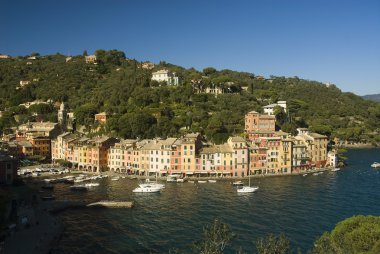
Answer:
[371,162,380,168]
[111,177,120,181]
[176,178,186,183]
[133,185,161,193]
[208,180,217,183]
[331,168,341,172]
[302,174,308,177]
[232,181,243,186]
[166,174,180,182]
[237,172,258,193]
[237,186,259,193]
[188,180,195,183]
[139,178,165,189]
[85,183,100,187]
[198,180,207,183]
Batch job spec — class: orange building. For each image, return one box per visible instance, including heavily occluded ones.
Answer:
[29,136,51,158]
[245,111,275,135]
[95,112,108,124]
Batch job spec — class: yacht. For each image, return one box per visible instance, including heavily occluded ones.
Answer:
[371,162,380,168]
[139,178,165,189]
[133,185,161,193]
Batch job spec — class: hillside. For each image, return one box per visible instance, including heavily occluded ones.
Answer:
[363,94,380,102]
[1,50,380,144]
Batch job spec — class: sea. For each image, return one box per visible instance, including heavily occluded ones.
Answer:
[48,149,380,253]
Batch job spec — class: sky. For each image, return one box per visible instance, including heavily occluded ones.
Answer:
[1,0,379,95]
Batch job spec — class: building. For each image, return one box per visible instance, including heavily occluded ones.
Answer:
[72,136,118,172]
[327,151,338,168]
[141,62,155,70]
[95,112,108,124]
[291,137,310,172]
[29,136,51,158]
[19,80,31,88]
[227,136,249,177]
[85,55,97,64]
[17,122,60,139]
[151,69,179,86]
[108,139,136,173]
[0,54,10,59]
[263,101,287,115]
[245,111,276,135]
[0,154,18,184]
[296,128,328,168]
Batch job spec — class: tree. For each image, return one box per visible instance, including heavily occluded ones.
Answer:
[203,67,217,76]
[312,215,380,254]
[255,233,291,254]
[192,219,236,254]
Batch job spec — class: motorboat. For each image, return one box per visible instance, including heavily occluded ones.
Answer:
[133,185,161,193]
[208,180,217,183]
[302,174,308,176]
[331,168,341,172]
[166,174,180,182]
[139,178,165,189]
[198,180,207,183]
[111,177,120,181]
[371,162,380,168]
[232,181,244,186]
[176,178,186,183]
[237,186,259,193]
[41,195,56,201]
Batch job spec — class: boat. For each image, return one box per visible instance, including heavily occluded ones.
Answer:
[237,171,259,193]
[70,185,88,191]
[176,178,186,183]
[188,180,195,183]
[139,178,165,189]
[133,185,161,193]
[232,181,244,186]
[302,174,308,177]
[166,174,180,182]
[111,177,120,181]
[198,180,207,183]
[371,162,380,168]
[85,182,100,187]
[331,168,341,172]
[208,180,217,183]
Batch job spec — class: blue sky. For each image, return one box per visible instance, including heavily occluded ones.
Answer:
[1,0,379,95]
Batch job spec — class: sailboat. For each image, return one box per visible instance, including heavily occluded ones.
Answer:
[237,171,259,193]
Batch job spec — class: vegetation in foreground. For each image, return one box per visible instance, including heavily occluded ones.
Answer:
[174,215,380,253]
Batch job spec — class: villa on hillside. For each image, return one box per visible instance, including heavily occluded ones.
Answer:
[263,101,287,115]
[151,69,179,86]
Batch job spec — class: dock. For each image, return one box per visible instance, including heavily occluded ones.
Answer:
[87,201,134,208]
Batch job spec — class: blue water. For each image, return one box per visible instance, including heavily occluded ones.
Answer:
[52,149,380,253]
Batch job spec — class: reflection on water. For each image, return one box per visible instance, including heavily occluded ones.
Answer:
[53,149,380,253]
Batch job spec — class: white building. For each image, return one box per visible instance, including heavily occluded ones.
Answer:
[151,69,179,86]
[263,101,287,115]
[327,151,338,167]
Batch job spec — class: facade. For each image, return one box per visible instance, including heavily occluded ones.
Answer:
[29,136,51,158]
[85,55,97,63]
[17,122,60,139]
[95,112,108,124]
[296,128,328,168]
[263,101,287,115]
[245,111,276,135]
[291,137,310,172]
[0,154,18,184]
[327,151,338,167]
[151,69,179,86]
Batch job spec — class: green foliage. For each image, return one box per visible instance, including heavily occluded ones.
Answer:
[192,219,236,254]
[0,52,379,144]
[255,233,292,254]
[312,215,380,254]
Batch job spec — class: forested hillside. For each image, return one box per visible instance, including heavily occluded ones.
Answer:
[363,94,380,102]
[1,50,380,144]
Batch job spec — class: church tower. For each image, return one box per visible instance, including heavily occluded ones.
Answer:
[58,102,67,130]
